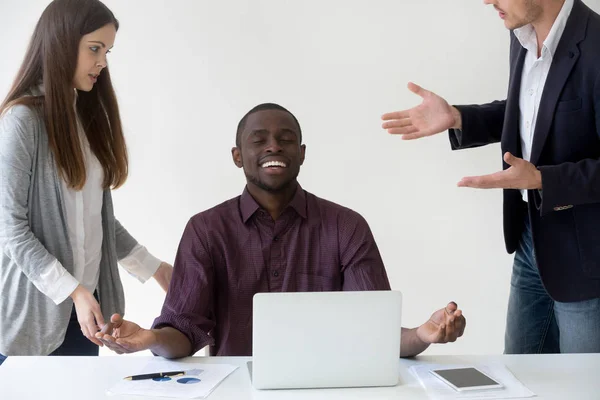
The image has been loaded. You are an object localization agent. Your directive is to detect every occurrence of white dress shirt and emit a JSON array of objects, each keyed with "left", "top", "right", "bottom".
[
  {"left": 36, "top": 110, "right": 161, "bottom": 305},
  {"left": 514, "top": 0, "right": 573, "bottom": 201}
]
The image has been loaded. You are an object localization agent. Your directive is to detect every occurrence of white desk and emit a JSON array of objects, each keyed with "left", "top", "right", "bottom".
[{"left": 0, "top": 354, "right": 597, "bottom": 399}]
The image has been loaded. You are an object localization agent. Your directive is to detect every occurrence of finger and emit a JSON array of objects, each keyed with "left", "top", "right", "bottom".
[
  {"left": 115, "top": 338, "right": 143, "bottom": 353},
  {"left": 445, "top": 315, "right": 457, "bottom": 342},
  {"left": 98, "top": 336, "right": 127, "bottom": 354},
  {"left": 95, "top": 335, "right": 111, "bottom": 349},
  {"left": 453, "top": 310, "right": 466, "bottom": 337},
  {"left": 91, "top": 304, "right": 105, "bottom": 328},
  {"left": 388, "top": 126, "right": 420, "bottom": 136},
  {"left": 382, "top": 118, "right": 412, "bottom": 129},
  {"left": 454, "top": 310, "right": 467, "bottom": 337},
  {"left": 100, "top": 321, "right": 114, "bottom": 335},
  {"left": 407, "top": 82, "right": 429, "bottom": 98},
  {"left": 83, "top": 322, "right": 104, "bottom": 346},
  {"left": 401, "top": 131, "right": 429, "bottom": 140},
  {"left": 96, "top": 332, "right": 118, "bottom": 344},
  {"left": 459, "top": 315, "right": 467, "bottom": 337},
  {"left": 457, "top": 170, "right": 510, "bottom": 189},
  {"left": 381, "top": 110, "right": 410, "bottom": 121},
  {"left": 445, "top": 302, "right": 458, "bottom": 314},
  {"left": 96, "top": 333, "right": 127, "bottom": 351},
  {"left": 80, "top": 324, "right": 91, "bottom": 342},
  {"left": 435, "top": 324, "right": 447, "bottom": 343}
]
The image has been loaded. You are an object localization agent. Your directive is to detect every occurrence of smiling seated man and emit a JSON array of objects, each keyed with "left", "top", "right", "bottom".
[{"left": 96, "top": 103, "right": 467, "bottom": 358}]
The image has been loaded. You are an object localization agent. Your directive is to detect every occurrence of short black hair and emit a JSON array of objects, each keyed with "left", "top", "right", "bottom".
[{"left": 236, "top": 103, "right": 302, "bottom": 147}]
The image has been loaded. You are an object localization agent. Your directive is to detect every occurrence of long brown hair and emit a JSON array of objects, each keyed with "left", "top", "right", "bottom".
[{"left": 0, "top": 0, "right": 128, "bottom": 190}]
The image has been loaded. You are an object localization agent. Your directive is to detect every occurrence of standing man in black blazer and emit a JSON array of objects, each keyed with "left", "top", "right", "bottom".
[{"left": 382, "top": 0, "right": 600, "bottom": 354}]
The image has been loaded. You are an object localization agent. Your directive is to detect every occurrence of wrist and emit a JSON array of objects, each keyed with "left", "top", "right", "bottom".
[
  {"left": 415, "top": 325, "right": 431, "bottom": 345},
  {"left": 451, "top": 107, "right": 462, "bottom": 130},
  {"left": 69, "top": 284, "right": 83, "bottom": 301},
  {"left": 154, "top": 262, "right": 167, "bottom": 277},
  {"left": 148, "top": 329, "right": 163, "bottom": 352},
  {"left": 158, "top": 262, "right": 169, "bottom": 273}
]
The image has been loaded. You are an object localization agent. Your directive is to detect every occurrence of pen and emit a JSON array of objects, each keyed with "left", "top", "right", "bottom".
[{"left": 124, "top": 370, "right": 185, "bottom": 381}]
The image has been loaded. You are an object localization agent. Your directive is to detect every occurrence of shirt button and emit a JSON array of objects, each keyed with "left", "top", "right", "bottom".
[
  {"left": 273, "top": 271, "right": 279, "bottom": 277},
  {"left": 528, "top": 89, "right": 534, "bottom": 96}
]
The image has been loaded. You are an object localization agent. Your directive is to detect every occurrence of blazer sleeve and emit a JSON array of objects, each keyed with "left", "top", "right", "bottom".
[{"left": 449, "top": 101, "right": 506, "bottom": 150}]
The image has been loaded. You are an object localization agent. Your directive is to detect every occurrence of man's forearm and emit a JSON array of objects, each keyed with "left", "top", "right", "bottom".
[
  {"left": 400, "top": 327, "right": 430, "bottom": 358},
  {"left": 150, "top": 327, "right": 193, "bottom": 359}
]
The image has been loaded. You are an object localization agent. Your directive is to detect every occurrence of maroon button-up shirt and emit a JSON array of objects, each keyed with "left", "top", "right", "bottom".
[{"left": 152, "top": 185, "right": 391, "bottom": 356}]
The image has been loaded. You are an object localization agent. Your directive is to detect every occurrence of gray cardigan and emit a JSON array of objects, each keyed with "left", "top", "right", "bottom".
[{"left": 0, "top": 104, "right": 139, "bottom": 355}]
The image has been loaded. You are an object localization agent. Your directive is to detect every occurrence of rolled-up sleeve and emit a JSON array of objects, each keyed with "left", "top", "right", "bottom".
[
  {"left": 338, "top": 210, "right": 391, "bottom": 291},
  {"left": 119, "top": 244, "right": 161, "bottom": 283},
  {"left": 39, "top": 259, "right": 80, "bottom": 304},
  {"left": 152, "top": 216, "right": 215, "bottom": 354}
]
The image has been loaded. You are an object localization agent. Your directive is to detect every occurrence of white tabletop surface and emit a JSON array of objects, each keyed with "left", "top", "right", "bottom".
[{"left": 1, "top": 354, "right": 598, "bottom": 399}]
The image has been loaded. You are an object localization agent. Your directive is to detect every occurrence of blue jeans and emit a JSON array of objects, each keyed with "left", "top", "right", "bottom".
[
  {"left": 505, "top": 216, "right": 600, "bottom": 353},
  {"left": 0, "top": 303, "right": 98, "bottom": 366}
]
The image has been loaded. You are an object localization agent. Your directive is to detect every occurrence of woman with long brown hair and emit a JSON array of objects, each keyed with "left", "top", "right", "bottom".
[{"left": 0, "top": 0, "right": 172, "bottom": 365}]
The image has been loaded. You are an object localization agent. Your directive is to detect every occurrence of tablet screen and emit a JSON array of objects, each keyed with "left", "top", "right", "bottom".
[{"left": 432, "top": 368, "right": 499, "bottom": 388}]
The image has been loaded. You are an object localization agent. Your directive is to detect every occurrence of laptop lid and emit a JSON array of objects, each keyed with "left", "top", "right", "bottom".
[{"left": 251, "top": 290, "right": 402, "bottom": 389}]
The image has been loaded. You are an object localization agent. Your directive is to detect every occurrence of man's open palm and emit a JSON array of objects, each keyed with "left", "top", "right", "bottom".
[{"left": 382, "top": 82, "right": 457, "bottom": 140}]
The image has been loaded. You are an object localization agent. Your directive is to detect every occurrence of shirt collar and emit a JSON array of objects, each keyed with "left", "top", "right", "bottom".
[
  {"left": 513, "top": 0, "right": 574, "bottom": 58},
  {"left": 240, "top": 183, "right": 307, "bottom": 223}
]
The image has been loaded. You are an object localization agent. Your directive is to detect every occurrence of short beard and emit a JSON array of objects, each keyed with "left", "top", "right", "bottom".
[
  {"left": 245, "top": 172, "right": 296, "bottom": 193},
  {"left": 512, "top": 0, "right": 543, "bottom": 29}
]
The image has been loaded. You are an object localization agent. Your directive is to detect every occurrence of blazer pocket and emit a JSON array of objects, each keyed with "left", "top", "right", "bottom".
[{"left": 556, "top": 97, "right": 582, "bottom": 112}]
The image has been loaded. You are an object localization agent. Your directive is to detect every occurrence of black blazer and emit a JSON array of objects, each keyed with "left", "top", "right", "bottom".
[{"left": 450, "top": 0, "right": 600, "bottom": 301}]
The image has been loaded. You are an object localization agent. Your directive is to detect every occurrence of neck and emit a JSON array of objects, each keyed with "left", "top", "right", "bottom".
[
  {"left": 531, "top": 0, "right": 566, "bottom": 53},
  {"left": 247, "top": 181, "right": 299, "bottom": 221}
]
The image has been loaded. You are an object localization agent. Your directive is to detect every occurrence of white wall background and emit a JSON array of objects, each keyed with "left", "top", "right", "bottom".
[{"left": 2, "top": 0, "right": 597, "bottom": 357}]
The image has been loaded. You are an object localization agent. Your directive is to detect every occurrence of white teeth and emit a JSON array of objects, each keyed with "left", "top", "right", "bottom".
[{"left": 261, "top": 161, "right": 287, "bottom": 168}]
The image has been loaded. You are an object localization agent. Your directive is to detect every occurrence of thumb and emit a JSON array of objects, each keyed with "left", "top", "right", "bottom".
[
  {"left": 100, "top": 314, "right": 123, "bottom": 335},
  {"left": 111, "top": 313, "right": 124, "bottom": 328},
  {"left": 503, "top": 152, "right": 520, "bottom": 166},
  {"left": 407, "top": 82, "right": 429, "bottom": 99},
  {"left": 99, "top": 313, "right": 123, "bottom": 335}
]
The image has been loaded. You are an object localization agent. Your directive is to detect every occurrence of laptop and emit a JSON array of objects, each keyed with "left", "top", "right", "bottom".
[{"left": 250, "top": 290, "right": 402, "bottom": 390}]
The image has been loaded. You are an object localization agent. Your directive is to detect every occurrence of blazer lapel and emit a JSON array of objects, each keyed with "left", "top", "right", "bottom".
[
  {"left": 530, "top": 0, "right": 588, "bottom": 165},
  {"left": 501, "top": 36, "right": 527, "bottom": 167}
]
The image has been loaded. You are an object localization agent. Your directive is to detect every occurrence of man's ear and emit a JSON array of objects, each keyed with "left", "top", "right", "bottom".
[
  {"left": 232, "top": 147, "right": 243, "bottom": 168},
  {"left": 299, "top": 144, "right": 306, "bottom": 166}
]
